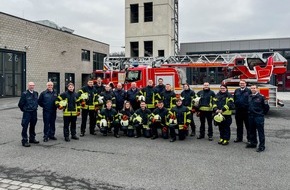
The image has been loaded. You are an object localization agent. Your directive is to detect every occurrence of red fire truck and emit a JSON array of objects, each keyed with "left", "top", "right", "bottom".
[{"left": 92, "top": 52, "right": 287, "bottom": 107}]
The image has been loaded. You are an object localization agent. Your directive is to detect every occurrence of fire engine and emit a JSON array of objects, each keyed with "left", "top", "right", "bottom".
[{"left": 92, "top": 52, "right": 287, "bottom": 107}]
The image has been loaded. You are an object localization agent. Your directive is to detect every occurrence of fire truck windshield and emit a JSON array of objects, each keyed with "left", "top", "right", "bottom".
[{"left": 126, "top": 70, "right": 141, "bottom": 82}]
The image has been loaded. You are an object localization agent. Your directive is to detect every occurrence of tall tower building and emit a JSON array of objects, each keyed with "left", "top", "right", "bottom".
[{"left": 125, "top": 0, "right": 178, "bottom": 57}]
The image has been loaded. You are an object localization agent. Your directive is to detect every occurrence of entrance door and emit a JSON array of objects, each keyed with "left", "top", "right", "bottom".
[
  {"left": 65, "top": 73, "right": 75, "bottom": 91},
  {"left": 48, "top": 72, "right": 60, "bottom": 94},
  {"left": 1, "top": 52, "right": 24, "bottom": 97}
]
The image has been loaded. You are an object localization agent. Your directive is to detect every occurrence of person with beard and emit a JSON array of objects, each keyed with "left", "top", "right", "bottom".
[
  {"left": 213, "top": 85, "right": 235, "bottom": 145},
  {"left": 55, "top": 83, "right": 81, "bottom": 142},
  {"left": 196, "top": 82, "right": 216, "bottom": 141},
  {"left": 132, "top": 101, "right": 152, "bottom": 138},
  {"left": 151, "top": 101, "right": 169, "bottom": 140},
  {"left": 154, "top": 78, "right": 166, "bottom": 95},
  {"left": 137, "top": 80, "right": 161, "bottom": 111},
  {"left": 94, "top": 77, "right": 105, "bottom": 94},
  {"left": 126, "top": 82, "right": 140, "bottom": 111},
  {"left": 78, "top": 79, "right": 99, "bottom": 137},
  {"left": 180, "top": 83, "right": 197, "bottom": 136}
]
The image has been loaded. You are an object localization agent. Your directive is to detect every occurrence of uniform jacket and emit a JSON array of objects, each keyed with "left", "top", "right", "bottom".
[
  {"left": 94, "top": 83, "right": 105, "bottom": 94},
  {"left": 181, "top": 89, "right": 196, "bottom": 109},
  {"left": 138, "top": 86, "right": 161, "bottom": 109},
  {"left": 100, "top": 90, "right": 116, "bottom": 108},
  {"left": 154, "top": 84, "right": 165, "bottom": 94},
  {"left": 152, "top": 107, "right": 169, "bottom": 124},
  {"left": 161, "top": 90, "right": 176, "bottom": 109},
  {"left": 55, "top": 91, "right": 80, "bottom": 116},
  {"left": 97, "top": 108, "right": 119, "bottom": 126},
  {"left": 197, "top": 89, "right": 216, "bottom": 111},
  {"left": 126, "top": 88, "right": 140, "bottom": 109},
  {"left": 169, "top": 105, "right": 191, "bottom": 126},
  {"left": 213, "top": 91, "right": 235, "bottom": 115},
  {"left": 78, "top": 86, "right": 98, "bottom": 110},
  {"left": 132, "top": 108, "right": 152, "bottom": 125},
  {"left": 248, "top": 93, "right": 270, "bottom": 117},
  {"left": 113, "top": 89, "right": 127, "bottom": 111},
  {"left": 38, "top": 89, "right": 57, "bottom": 111},
  {"left": 234, "top": 88, "right": 251, "bottom": 110},
  {"left": 18, "top": 90, "right": 38, "bottom": 112}
]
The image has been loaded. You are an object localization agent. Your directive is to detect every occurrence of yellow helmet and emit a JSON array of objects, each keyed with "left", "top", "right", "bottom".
[{"left": 214, "top": 113, "right": 225, "bottom": 123}]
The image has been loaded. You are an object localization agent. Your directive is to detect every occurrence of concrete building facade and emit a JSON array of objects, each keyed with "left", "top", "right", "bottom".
[
  {"left": 0, "top": 12, "right": 109, "bottom": 97},
  {"left": 125, "top": 0, "right": 178, "bottom": 57},
  {"left": 180, "top": 38, "right": 290, "bottom": 91}
]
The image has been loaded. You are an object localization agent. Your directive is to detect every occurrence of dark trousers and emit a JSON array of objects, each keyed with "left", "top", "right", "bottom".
[
  {"left": 43, "top": 110, "right": 56, "bottom": 138},
  {"left": 249, "top": 115, "right": 265, "bottom": 149},
  {"left": 235, "top": 109, "right": 250, "bottom": 141},
  {"left": 21, "top": 111, "right": 37, "bottom": 144},
  {"left": 199, "top": 111, "right": 213, "bottom": 137},
  {"left": 81, "top": 109, "right": 96, "bottom": 134},
  {"left": 218, "top": 115, "right": 232, "bottom": 140},
  {"left": 64, "top": 116, "right": 77, "bottom": 138},
  {"left": 169, "top": 125, "right": 186, "bottom": 140},
  {"left": 190, "top": 113, "right": 196, "bottom": 133}
]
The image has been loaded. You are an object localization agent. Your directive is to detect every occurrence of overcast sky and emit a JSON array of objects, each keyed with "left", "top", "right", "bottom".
[{"left": 1, "top": 0, "right": 290, "bottom": 53}]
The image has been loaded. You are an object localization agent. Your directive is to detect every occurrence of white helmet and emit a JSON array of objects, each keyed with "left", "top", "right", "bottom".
[
  {"left": 120, "top": 119, "right": 129, "bottom": 127},
  {"left": 193, "top": 97, "right": 200, "bottom": 107},
  {"left": 98, "top": 96, "right": 104, "bottom": 104},
  {"left": 153, "top": 114, "right": 161, "bottom": 122},
  {"left": 138, "top": 95, "right": 145, "bottom": 102},
  {"left": 100, "top": 119, "right": 108, "bottom": 128},
  {"left": 81, "top": 93, "right": 88, "bottom": 100}
]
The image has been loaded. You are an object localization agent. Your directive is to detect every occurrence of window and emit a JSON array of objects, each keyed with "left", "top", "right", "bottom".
[
  {"left": 130, "top": 42, "right": 139, "bottom": 57},
  {"left": 126, "top": 70, "right": 141, "bottom": 82},
  {"left": 130, "top": 4, "right": 139, "bottom": 23},
  {"left": 82, "top": 49, "right": 90, "bottom": 61},
  {"left": 144, "top": 41, "right": 153, "bottom": 57},
  {"left": 93, "top": 52, "right": 106, "bottom": 70},
  {"left": 158, "top": 50, "right": 164, "bottom": 57},
  {"left": 144, "top": 2, "right": 153, "bottom": 22}
]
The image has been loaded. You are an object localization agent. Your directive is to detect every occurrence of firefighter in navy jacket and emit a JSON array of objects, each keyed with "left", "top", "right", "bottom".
[
  {"left": 160, "top": 84, "right": 176, "bottom": 110},
  {"left": 196, "top": 82, "right": 216, "bottom": 141},
  {"left": 55, "top": 83, "right": 81, "bottom": 142},
  {"left": 246, "top": 85, "right": 269, "bottom": 152},
  {"left": 119, "top": 101, "right": 135, "bottom": 137},
  {"left": 38, "top": 81, "right": 58, "bottom": 142},
  {"left": 213, "top": 85, "right": 235, "bottom": 145},
  {"left": 168, "top": 98, "right": 191, "bottom": 142},
  {"left": 151, "top": 101, "right": 170, "bottom": 139},
  {"left": 181, "top": 83, "right": 197, "bottom": 136},
  {"left": 132, "top": 101, "right": 152, "bottom": 138},
  {"left": 18, "top": 82, "right": 39, "bottom": 147},
  {"left": 233, "top": 80, "right": 251, "bottom": 142},
  {"left": 126, "top": 82, "right": 140, "bottom": 111},
  {"left": 113, "top": 83, "right": 127, "bottom": 112},
  {"left": 137, "top": 80, "right": 161, "bottom": 111},
  {"left": 78, "top": 79, "right": 99, "bottom": 136},
  {"left": 100, "top": 84, "right": 116, "bottom": 108}
]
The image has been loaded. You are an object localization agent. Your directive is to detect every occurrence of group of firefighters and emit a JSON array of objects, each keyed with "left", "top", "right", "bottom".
[{"left": 18, "top": 77, "right": 269, "bottom": 152}]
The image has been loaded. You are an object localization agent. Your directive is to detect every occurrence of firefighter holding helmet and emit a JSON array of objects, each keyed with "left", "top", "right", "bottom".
[
  {"left": 137, "top": 80, "right": 161, "bottom": 111},
  {"left": 132, "top": 101, "right": 152, "bottom": 138},
  {"left": 119, "top": 101, "right": 135, "bottom": 137},
  {"left": 212, "top": 85, "right": 235, "bottom": 145},
  {"left": 151, "top": 101, "right": 170, "bottom": 140},
  {"left": 168, "top": 98, "right": 191, "bottom": 142},
  {"left": 97, "top": 100, "right": 119, "bottom": 137}
]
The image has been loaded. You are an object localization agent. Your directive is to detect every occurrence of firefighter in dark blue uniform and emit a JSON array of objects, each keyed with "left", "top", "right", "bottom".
[
  {"left": 233, "top": 80, "right": 251, "bottom": 142},
  {"left": 132, "top": 101, "right": 152, "bottom": 138},
  {"left": 97, "top": 100, "right": 119, "bottom": 137},
  {"left": 38, "top": 81, "right": 58, "bottom": 142},
  {"left": 126, "top": 82, "right": 140, "bottom": 111},
  {"left": 78, "top": 79, "right": 99, "bottom": 136},
  {"left": 213, "top": 85, "right": 235, "bottom": 145},
  {"left": 137, "top": 80, "right": 161, "bottom": 111},
  {"left": 113, "top": 83, "right": 127, "bottom": 112},
  {"left": 94, "top": 77, "right": 105, "bottom": 94},
  {"left": 160, "top": 84, "right": 176, "bottom": 110},
  {"left": 151, "top": 101, "right": 169, "bottom": 139},
  {"left": 100, "top": 84, "right": 116, "bottom": 109},
  {"left": 153, "top": 78, "right": 166, "bottom": 95},
  {"left": 246, "top": 85, "right": 269, "bottom": 152},
  {"left": 55, "top": 83, "right": 81, "bottom": 142},
  {"left": 18, "top": 82, "right": 39, "bottom": 147},
  {"left": 181, "top": 83, "right": 197, "bottom": 136},
  {"left": 168, "top": 98, "right": 191, "bottom": 142},
  {"left": 196, "top": 82, "right": 216, "bottom": 141},
  {"left": 119, "top": 101, "right": 135, "bottom": 137}
]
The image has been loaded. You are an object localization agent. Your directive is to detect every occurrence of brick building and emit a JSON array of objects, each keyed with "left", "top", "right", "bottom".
[{"left": 0, "top": 12, "right": 109, "bottom": 97}]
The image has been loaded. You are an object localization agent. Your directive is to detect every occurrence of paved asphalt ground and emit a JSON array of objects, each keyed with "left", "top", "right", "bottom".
[{"left": 0, "top": 96, "right": 290, "bottom": 190}]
